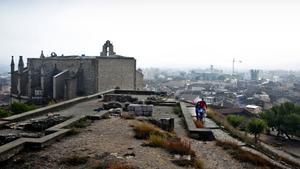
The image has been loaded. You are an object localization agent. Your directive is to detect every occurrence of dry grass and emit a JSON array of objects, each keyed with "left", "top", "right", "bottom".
[
  {"left": 194, "top": 120, "right": 204, "bottom": 128},
  {"left": 164, "top": 138, "right": 195, "bottom": 156},
  {"left": 216, "top": 140, "right": 280, "bottom": 169},
  {"left": 149, "top": 133, "right": 167, "bottom": 147},
  {"left": 133, "top": 121, "right": 170, "bottom": 139},
  {"left": 121, "top": 112, "right": 135, "bottom": 120},
  {"left": 132, "top": 121, "right": 203, "bottom": 169},
  {"left": 193, "top": 158, "right": 204, "bottom": 169}
]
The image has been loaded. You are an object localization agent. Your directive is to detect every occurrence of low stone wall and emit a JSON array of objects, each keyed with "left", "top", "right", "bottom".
[
  {"left": 103, "top": 94, "right": 138, "bottom": 103},
  {"left": 1, "top": 89, "right": 115, "bottom": 125},
  {"left": 0, "top": 112, "right": 108, "bottom": 162},
  {"left": 114, "top": 89, "right": 167, "bottom": 96},
  {"left": 180, "top": 102, "right": 216, "bottom": 141}
]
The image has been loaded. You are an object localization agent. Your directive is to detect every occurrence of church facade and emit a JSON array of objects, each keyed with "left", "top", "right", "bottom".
[{"left": 10, "top": 41, "right": 144, "bottom": 103}]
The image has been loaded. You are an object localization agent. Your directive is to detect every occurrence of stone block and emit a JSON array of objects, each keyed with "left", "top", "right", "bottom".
[{"left": 128, "top": 104, "right": 153, "bottom": 117}]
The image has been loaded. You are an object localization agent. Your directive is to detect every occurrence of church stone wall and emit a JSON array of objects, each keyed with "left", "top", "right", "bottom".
[
  {"left": 28, "top": 58, "right": 98, "bottom": 97},
  {"left": 66, "top": 78, "right": 78, "bottom": 99},
  {"left": 97, "top": 57, "right": 136, "bottom": 92},
  {"left": 136, "top": 71, "right": 144, "bottom": 90},
  {"left": 53, "top": 70, "right": 69, "bottom": 100}
]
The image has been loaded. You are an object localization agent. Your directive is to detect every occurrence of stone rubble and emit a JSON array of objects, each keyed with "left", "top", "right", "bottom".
[{"left": 128, "top": 104, "right": 153, "bottom": 117}]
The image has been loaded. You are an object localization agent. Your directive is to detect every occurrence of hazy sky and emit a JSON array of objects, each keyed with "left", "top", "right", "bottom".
[{"left": 1, "top": 0, "right": 300, "bottom": 70}]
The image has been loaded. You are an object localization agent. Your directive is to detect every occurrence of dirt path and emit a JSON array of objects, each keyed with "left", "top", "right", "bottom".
[{"left": 3, "top": 117, "right": 190, "bottom": 169}]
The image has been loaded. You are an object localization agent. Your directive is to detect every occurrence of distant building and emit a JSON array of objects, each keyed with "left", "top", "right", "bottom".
[
  {"left": 250, "top": 69, "right": 260, "bottom": 81},
  {"left": 245, "top": 105, "right": 262, "bottom": 114},
  {"left": 10, "top": 41, "right": 144, "bottom": 103}
]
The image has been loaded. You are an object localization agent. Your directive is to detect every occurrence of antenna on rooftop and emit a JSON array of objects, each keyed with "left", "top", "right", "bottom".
[{"left": 232, "top": 58, "right": 242, "bottom": 76}]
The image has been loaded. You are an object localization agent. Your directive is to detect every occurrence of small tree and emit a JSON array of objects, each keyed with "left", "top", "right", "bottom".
[
  {"left": 247, "top": 118, "right": 266, "bottom": 143},
  {"left": 261, "top": 102, "right": 300, "bottom": 139},
  {"left": 226, "top": 115, "right": 245, "bottom": 128}
]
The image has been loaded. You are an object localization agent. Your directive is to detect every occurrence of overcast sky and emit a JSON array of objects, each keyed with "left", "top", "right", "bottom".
[{"left": 0, "top": 0, "right": 300, "bottom": 70}]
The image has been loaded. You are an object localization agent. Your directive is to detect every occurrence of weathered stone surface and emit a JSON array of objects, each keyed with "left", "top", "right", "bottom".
[
  {"left": 103, "top": 94, "right": 138, "bottom": 103},
  {"left": 128, "top": 104, "right": 153, "bottom": 117},
  {"left": 103, "top": 102, "right": 123, "bottom": 110},
  {"left": 23, "top": 114, "right": 68, "bottom": 132},
  {"left": 0, "top": 134, "right": 20, "bottom": 146},
  {"left": 108, "top": 108, "right": 123, "bottom": 115},
  {"left": 147, "top": 118, "right": 174, "bottom": 132}
]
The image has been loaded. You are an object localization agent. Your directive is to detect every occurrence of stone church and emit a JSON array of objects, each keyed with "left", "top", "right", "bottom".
[{"left": 11, "top": 41, "right": 144, "bottom": 103}]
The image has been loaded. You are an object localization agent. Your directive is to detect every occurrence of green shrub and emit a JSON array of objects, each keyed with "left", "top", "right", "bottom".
[
  {"left": 247, "top": 118, "right": 266, "bottom": 143},
  {"left": 0, "top": 108, "right": 11, "bottom": 118},
  {"left": 10, "top": 102, "right": 36, "bottom": 114},
  {"left": 226, "top": 115, "right": 245, "bottom": 128}
]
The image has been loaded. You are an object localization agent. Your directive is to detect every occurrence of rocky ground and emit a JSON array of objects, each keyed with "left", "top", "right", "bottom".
[{"left": 2, "top": 106, "right": 262, "bottom": 169}]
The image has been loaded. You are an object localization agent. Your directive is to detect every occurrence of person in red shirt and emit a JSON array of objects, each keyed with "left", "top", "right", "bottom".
[{"left": 195, "top": 98, "right": 207, "bottom": 121}]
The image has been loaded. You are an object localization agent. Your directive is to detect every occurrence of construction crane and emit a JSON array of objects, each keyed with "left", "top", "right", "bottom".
[{"left": 232, "top": 58, "right": 242, "bottom": 76}]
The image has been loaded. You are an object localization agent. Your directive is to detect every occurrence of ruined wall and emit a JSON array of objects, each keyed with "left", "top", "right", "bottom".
[
  {"left": 11, "top": 71, "right": 28, "bottom": 96},
  {"left": 20, "top": 70, "right": 28, "bottom": 96},
  {"left": 11, "top": 72, "right": 18, "bottom": 95},
  {"left": 28, "top": 58, "right": 98, "bottom": 98},
  {"left": 97, "top": 57, "right": 136, "bottom": 92},
  {"left": 66, "top": 78, "right": 78, "bottom": 99},
  {"left": 53, "top": 70, "right": 68, "bottom": 100},
  {"left": 136, "top": 71, "right": 144, "bottom": 90}
]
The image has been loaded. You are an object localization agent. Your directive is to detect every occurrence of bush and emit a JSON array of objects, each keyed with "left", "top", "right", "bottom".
[
  {"left": 133, "top": 122, "right": 168, "bottom": 139},
  {"left": 10, "top": 102, "right": 36, "bottom": 114},
  {"left": 0, "top": 108, "right": 11, "bottom": 118},
  {"left": 149, "top": 133, "right": 166, "bottom": 147},
  {"left": 247, "top": 118, "right": 266, "bottom": 143},
  {"left": 164, "top": 138, "right": 195, "bottom": 156},
  {"left": 226, "top": 115, "right": 245, "bottom": 128}
]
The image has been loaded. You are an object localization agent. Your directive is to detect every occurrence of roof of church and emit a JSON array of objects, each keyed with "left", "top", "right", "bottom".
[{"left": 28, "top": 54, "right": 135, "bottom": 60}]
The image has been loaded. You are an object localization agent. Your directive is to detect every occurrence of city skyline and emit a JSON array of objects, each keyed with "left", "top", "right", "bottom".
[{"left": 1, "top": 0, "right": 300, "bottom": 70}]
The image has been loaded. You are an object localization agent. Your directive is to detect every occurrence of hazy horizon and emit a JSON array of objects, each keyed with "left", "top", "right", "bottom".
[{"left": 1, "top": 0, "right": 300, "bottom": 70}]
